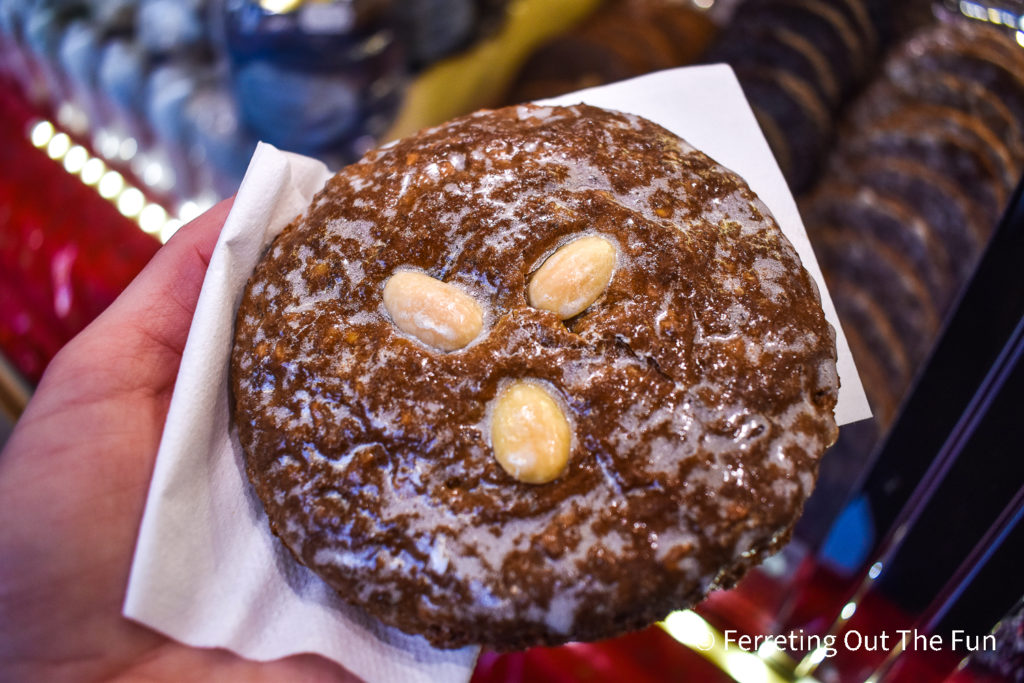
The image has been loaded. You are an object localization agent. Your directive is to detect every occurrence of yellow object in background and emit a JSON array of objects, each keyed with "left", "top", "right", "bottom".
[{"left": 383, "top": 0, "right": 601, "bottom": 140}]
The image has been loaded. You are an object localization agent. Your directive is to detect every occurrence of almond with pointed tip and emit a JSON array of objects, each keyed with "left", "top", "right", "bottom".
[
  {"left": 528, "top": 235, "right": 616, "bottom": 319},
  {"left": 491, "top": 382, "right": 571, "bottom": 484},
  {"left": 383, "top": 271, "right": 483, "bottom": 351}
]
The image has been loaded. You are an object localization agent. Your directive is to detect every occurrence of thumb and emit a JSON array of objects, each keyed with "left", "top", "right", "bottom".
[
  {"left": 29, "top": 197, "right": 236, "bottom": 409},
  {"left": 96, "top": 196, "right": 236, "bottom": 359}
]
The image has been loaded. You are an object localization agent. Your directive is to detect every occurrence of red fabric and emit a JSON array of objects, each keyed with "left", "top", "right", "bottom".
[{"left": 0, "top": 78, "right": 159, "bottom": 383}]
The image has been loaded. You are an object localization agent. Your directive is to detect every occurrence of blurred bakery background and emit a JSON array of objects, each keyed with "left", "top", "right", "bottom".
[{"left": 2, "top": 0, "right": 1023, "bottom": 680}]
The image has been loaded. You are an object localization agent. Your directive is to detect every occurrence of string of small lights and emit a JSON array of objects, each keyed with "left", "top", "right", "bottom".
[
  {"left": 25, "top": 118, "right": 211, "bottom": 245},
  {"left": 950, "top": 0, "right": 1024, "bottom": 45}
]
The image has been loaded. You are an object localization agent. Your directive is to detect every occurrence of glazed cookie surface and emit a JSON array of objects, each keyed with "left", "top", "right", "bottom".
[{"left": 231, "top": 104, "right": 839, "bottom": 649}]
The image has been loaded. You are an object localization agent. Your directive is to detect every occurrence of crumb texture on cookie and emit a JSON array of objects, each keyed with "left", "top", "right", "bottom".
[{"left": 231, "top": 104, "right": 839, "bottom": 650}]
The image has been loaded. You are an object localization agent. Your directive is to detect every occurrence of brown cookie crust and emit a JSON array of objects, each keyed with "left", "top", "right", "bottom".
[{"left": 231, "top": 104, "right": 839, "bottom": 649}]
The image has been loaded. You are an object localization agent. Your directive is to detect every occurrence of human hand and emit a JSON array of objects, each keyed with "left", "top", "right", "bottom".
[{"left": 0, "top": 200, "right": 356, "bottom": 682}]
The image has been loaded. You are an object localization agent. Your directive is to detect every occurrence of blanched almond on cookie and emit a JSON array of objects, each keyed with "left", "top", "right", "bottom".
[
  {"left": 383, "top": 271, "right": 483, "bottom": 351},
  {"left": 491, "top": 382, "right": 571, "bottom": 484},
  {"left": 528, "top": 236, "right": 616, "bottom": 319}
]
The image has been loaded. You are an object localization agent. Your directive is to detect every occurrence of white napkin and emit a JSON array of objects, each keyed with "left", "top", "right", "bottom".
[
  {"left": 123, "top": 146, "right": 478, "bottom": 682},
  {"left": 124, "top": 64, "right": 871, "bottom": 683}
]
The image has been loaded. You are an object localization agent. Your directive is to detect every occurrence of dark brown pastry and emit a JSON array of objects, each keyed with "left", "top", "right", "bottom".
[
  {"left": 504, "top": 35, "right": 635, "bottom": 103},
  {"left": 231, "top": 104, "right": 839, "bottom": 650},
  {"left": 735, "top": 65, "right": 830, "bottom": 191},
  {"left": 889, "top": 24, "right": 1024, "bottom": 130},
  {"left": 706, "top": 0, "right": 886, "bottom": 192},
  {"left": 831, "top": 155, "right": 991, "bottom": 279},
  {"left": 709, "top": 25, "right": 841, "bottom": 107},
  {"left": 798, "top": 18, "right": 1024, "bottom": 535},
  {"left": 503, "top": 2, "right": 715, "bottom": 105},
  {"left": 831, "top": 0, "right": 878, "bottom": 55},
  {"left": 802, "top": 184, "right": 943, "bottom": 347},
  {"left": 740, "top": 0, "right": 879, "bottom": 68},
  {"left": 853, "top": 73, "right": 1024, "bottom": 163},
  {"left": 729, "top": 0, "right": 869, "bottom": 92},
  {"left": 751, "top": 103, "right": 794, "bottom": 179},
  {"left": 856, "top": 104, "right": 1018, "bottom": 197},
  {"left": 581, "top": 17, "right": 680, "bottom": 73},
  {"left": 841, "top": 121, "right": 1008, "bottom": 226},
  {"left": 906, "top": 18, "right": 1024, "bottom": 81},
  {"left": 807, "top": 222, "right": 934, "bottom": 370},
  {"left": 648, "top": 4, "right": 720, "bottom": 64}
]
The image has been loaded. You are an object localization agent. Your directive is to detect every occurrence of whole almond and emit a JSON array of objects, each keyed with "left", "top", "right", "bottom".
[
  {"left": 491, "top": 382, "right": 571, "bottom": 484},
  {"left": 383, "top": 271, "right": 483, "bottom": 351},
  {"left": 528, "top": 235, "right": 616, "bottom": 319}
]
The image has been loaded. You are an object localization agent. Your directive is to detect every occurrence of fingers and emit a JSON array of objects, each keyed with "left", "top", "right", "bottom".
[
  {"left": 76, "top": 197, "right": 234, "bottom": 365},
  {"left": 33, "top": 197, "right": 236, "bottom": 404},
  {"left": 105, "top": 196, "right": 236, "bottom": 355}
]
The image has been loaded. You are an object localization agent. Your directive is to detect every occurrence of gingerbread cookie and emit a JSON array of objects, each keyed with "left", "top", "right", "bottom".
[{"left": 231, "top": 104, "right": 839, "bottom": 649}]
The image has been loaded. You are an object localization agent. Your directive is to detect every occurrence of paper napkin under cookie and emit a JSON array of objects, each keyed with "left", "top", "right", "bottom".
[{"left": 124, "top": 64, "right": 871, "bottom": 683}]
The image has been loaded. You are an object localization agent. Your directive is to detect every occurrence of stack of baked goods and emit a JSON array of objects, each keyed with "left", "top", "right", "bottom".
[
  {"left": 503, "top": 0, "right": 716, "bottom": 103},
  {"left": 802, "top": 18, "right": 1024, "bottom": 428},
  {"left": 702, "top": 0, "right": 894, "bottom": 192}
]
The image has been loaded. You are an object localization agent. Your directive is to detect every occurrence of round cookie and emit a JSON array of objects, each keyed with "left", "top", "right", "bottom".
[
  {"left": 831, "top": 155, "right": 990, "bottom": 280},
  {"left": 861, "top": 104, "right": 1019, "bottom": 197},
  {"left": 890, "top": 24, "right": 1024, "bottom": 131},
  {"left": 807, "top": 222, "right": 929, "bottom": 374},
  {"left": 841, "top": 120, "right": 1008, "bottom": 226},
  {"left": 735, "top": 64, "right": 831, "bottom": 192},
  {"left": 855, "top": 73, "right": 1024, "bottom": 163},
  {"left": 801, "top": 182, "right": 942, "bottom": 351},
  {"left": 707, "top": 24, "right": 841, "bottom": 107},
  {"left": 648, "top": 5, "right": 717, "bottom": 65},
  {"left": 504, "top": 35, "right": 634, "bottom": 103},
  {"left": 731, "top": 0, "right": 867, "bottom": 94},
  {"left": 231, "top": 104, "right": 839, "bottom": 650},
  {"left": 581, "top": 17, "right": 680, "bottom": 73},
  {"left": 751, "top": 103, "right": 794, "bottom": 179}
]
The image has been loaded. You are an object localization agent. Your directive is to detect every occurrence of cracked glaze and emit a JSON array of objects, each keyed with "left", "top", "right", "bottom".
[{"left": 231, "top": 104, "right": 839, "bottom": 649}]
